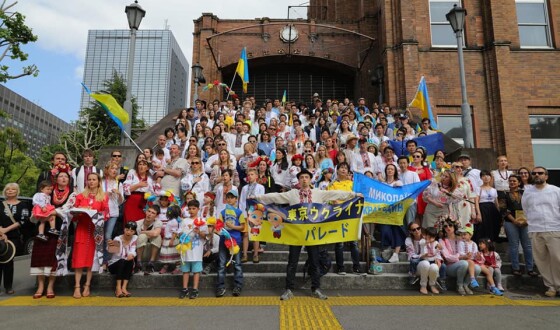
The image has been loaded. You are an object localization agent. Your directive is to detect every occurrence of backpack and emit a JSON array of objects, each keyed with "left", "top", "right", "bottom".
[{"left": 303, "top": 247, "right": 332, "bottom": 280}]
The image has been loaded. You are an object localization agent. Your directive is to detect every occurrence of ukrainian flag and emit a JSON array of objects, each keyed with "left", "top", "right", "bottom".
[
  {"left": 82, "top": 83, "right": 129, "bottom": 130},
  {"left": 236, "top": 47, "right": 249, "bottom": 93},
  {"left": 282, "top": 90, "right": 287, "bottom": 105},
  {"left": 409, "top": 76, "right": 437, "bottom": 129}
]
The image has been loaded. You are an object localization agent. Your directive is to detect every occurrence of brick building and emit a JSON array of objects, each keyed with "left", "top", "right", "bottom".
[{"left": 191, "top": 0, "right": 560, "bottom": 172}]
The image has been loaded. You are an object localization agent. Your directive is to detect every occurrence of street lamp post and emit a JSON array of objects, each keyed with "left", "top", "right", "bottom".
[
  {"left": 122, "top": 1, "right": 145, "bottom": 146},
  {"left": 191, "top": 63, "right": 204, "bottom": 107},
  {"left": 446, "top": 4, "right": 474, "bottom": 148}
]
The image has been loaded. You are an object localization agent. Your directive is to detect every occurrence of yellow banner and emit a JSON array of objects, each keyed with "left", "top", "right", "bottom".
[{"left": 247, "top": 198, "right": 363, "bottom": 246}]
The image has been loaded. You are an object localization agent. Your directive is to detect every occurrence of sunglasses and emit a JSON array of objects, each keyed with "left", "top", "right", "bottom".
[
  {"left": 413, "top": 155, "right": 422, "bottom": 158},
  {"left": 531, "top": 171, "right": 545, "bottom": 175},
  {"left": 410, "top": 227, "right": 421, "bottom": 232},
  {"left": 112, "top": 155, "right": 122, "bottom": 158},
  {"left": 191, "top": 162, "right": 200, "bottom": 165},
  {"left": 218, "top": 143, "right": 227, "bottom": 146}
]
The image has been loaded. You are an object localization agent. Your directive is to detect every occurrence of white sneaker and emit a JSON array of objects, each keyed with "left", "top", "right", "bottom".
[{"left": 388, "top": 253, "right": 399, "bottom": 263}]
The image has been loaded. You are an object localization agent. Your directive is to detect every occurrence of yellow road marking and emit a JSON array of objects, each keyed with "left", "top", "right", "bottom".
[
  {"left": 280, "top": 304, "right": 342, "bottom": 330},
  {"left": 1, "top": 295, "right": 559, "bottom": 307}
]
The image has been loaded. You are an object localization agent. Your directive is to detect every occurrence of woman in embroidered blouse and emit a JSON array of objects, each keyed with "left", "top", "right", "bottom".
[
  {"left": 181, "top": 157, "right": 209, "bottom": 207},
  {"left": 475, "top": 170, "right": 501, "bottom": 242},
  {"left": 251, "top": 156, "right": 276, "bottom": 193},
  {"left": 503, "top": 174, "right": 536, "bottom": 277},
  {"left": 102, "top": 161, "right": 124, "bottom": 268},
  {"left": 439, "top": 218, "right": 481, "bottom": 295},
  {"left": 335, "top": 120, "right": 353, "bottom": 146},
  {"left": 107, "top": 221, "right": 137, "bottom": 298},
  {"left": 185, "top": 144, "right": 202, "bottom": 172},
  {"left": 451, "top": 162, "right": 478, "bottom": 227},
  {"left": 72, "top": 172, "right": 109, "bottom": 299},
  {"left": 271, "top": 148, "right": 290, "bottom": 191},
  {"left": 380, "top": 164, "right": 404, "bottom": 263},
  {"left": 422, "top": 170, "right": 463, "bottom": 229},
  {"left": 123, "top": 159, "right": 156, "bottom": 225},
  {"left": 1, "top": 183, "right": 31, "bottom": 296},
  {"left": 210, "top": 149, "right": 240, "bottom": 189},
  {"left": 490, "top": 155, "right": 513, "bottom": 211}
]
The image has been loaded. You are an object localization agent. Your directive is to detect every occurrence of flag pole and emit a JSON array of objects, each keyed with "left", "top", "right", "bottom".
[
  {"left": 122, "top": 129, "right": 143, "bottom": 153},
  {"left": 226, "top": 71, "right": 238, "bottom": 101}
]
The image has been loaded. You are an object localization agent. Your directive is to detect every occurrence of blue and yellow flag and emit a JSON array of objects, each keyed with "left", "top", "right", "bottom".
[
  {"left": 236, "top": 47, "right": 249, "bottom": 93},
  {"left": 389, "top": 132, "right": 444, "bottom": 162},
  {"left": 82, "top": 83, "right": 129, "bottom": 130},
  {"left": 281, "top": 90, "right": 287, "bottom": 105},
  {"left": 353, "top": 173, "right": 430, "bottom": 225},
  {"left": 409, "top": 76, "right": 437, "bottom": 129}
]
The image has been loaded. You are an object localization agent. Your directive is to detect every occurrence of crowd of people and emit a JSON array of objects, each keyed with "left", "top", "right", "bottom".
[{"left": 0, "top": 94, "right": 559, "bottom": 300}]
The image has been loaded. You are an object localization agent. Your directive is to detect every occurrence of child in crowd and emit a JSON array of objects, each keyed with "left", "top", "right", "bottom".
[
  {"left": 476, "top": 238, "right": 504, "bottom": 295},
  {"left": 157, "top": 194, "right": 171, "bottom": 222},
  {"left": 181, "top": 191, "right": 196, "bottom": 218},
  {"left": 289, "top": 154, "right": 304, "bottom": 189},
  {"left": 316, "top": 168, "right": 333, "bottom": 190},
  {"left": 32, "top": 180, "right": 58, "bottom": 241},
  {"left": 178, "top": 200, "right": 208, "bottom": 299},
  {"left": 238, "top": 168, "right": 265, "bottom": 263},
  {"left": 202, "top": 217, "right": 220, "bottom": 275},
  {"left": 216, "top": 190, "right": 245, "bottom": 297},
  {"left": 152, "top": 148, "right": 166, "bottom": 171},
  {"left": 419, "top": 227, "right": 442, "bottom": 294},
  {"left": 200, "top": 192, "right": 216, "bottom": 218},
  {"left": 458, "top": 224, "right": 480, "bottom": 289},
  {"left": 159, "top": 205, "right": 181, "bottom": 275}
]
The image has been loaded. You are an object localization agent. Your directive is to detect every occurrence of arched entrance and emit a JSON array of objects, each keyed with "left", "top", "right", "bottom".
[{"left": 223, "top": 56, "right": 355, "bottom": 105}]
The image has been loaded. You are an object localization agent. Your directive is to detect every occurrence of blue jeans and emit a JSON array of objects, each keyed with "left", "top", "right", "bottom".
[
  {"left": 335, "top": 241, "right": 360, "bottom": 269},
  {"left": 103, "top": 216, "right": 118, "bottom": 263},
  {"left": 216, "top": 240, "right": 243, "bottom": 289},
  {"left": 504, "top": 221, "right": 534, "bottom": 271},
  {"left": 446, "top": 261, "right": 480, "bottom": 286}
]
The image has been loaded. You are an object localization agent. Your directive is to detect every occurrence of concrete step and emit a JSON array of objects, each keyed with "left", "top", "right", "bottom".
[{"left": 54, "top": 271, "right": 545, "bottom": 292}]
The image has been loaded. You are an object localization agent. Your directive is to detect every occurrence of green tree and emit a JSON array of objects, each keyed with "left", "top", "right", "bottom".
[
  {"left": 0, "top": 110, "right": 40, "bottom": 196},
  {"left": 0, "top": 1, "right": 39, "bottom": 83},
  {"left": 81, "top": 70, "right": 146, "bottom": 144}
]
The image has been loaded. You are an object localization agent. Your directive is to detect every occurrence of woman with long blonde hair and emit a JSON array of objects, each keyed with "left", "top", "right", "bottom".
[{"left": 72, "top": 172, "right": 109, "bottom": 299}]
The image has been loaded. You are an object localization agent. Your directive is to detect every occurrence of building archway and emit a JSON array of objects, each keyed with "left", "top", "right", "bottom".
[{"left": 222, "top": 55, "right": 355, "bottom": 105}]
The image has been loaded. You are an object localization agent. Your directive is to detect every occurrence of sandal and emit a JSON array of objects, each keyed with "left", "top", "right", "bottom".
[
  {"left": 33, "top": 292, "right": 43, "bottom": 299},
  {"left": 6, "top": 289, "right": 15, "bottom": 295},
  {"left": 46, "top": 292, "right": 55, "bottom": 299},
  {"left": 528, "top": 271, "right": 539, "bottom": 277},
  {"left": 115, "top": 291, "right": 124, "bottom": 298},
  {"left": 512, "top": 270, "right": 522, "bottom": 276},
  {"left": 73, "top": 286, "right": 82, "bottom": 299},
  {"left": 123, "top": 291, "right": 132, "bottom": 297},
  {"left": 82, "top": 284, "right": 90, "bottom": 297},
  {"left": 252, "top": 254, "right": 259, "bottom": 264}
]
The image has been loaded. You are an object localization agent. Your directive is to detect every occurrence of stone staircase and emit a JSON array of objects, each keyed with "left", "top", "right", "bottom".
[{"left": 55, "top": 241, "right": 544, "bottom": 293}]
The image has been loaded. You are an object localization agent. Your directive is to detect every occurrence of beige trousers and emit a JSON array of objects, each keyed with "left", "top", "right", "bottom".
[{"left": 530, "top": 231, "right": 560, "bottom": 291}]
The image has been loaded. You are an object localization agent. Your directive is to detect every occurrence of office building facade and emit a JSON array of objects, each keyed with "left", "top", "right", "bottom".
[
  {"left": 81, "top": 29, "right": 189, "bottom": 125},
  {"left": 0, "top": 84, "right": 72, "bottom": 159}
]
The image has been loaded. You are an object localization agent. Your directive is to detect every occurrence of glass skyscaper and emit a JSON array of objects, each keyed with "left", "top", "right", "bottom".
[{"left": 80, "top": 30, "right": 189, "bottom": 125}]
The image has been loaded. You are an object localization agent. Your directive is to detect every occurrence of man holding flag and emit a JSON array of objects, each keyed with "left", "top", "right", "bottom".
[{"left": 409, "top": 76, "right": 437, "bottom": 130}]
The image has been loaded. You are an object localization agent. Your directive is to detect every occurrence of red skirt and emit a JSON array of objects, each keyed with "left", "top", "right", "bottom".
[
  {"left": 123, "top": 192, "right": 146, "bottom": 224},
  {"left": 32, "top": 204, "right": 55, "bottom": 219}
]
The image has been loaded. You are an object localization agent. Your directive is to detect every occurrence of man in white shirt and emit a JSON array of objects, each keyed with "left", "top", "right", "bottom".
[
  {"left": 135, "top": 205, "right": 163, "bottom": 273},
  {"left": 224, "top": 120, "right": 249, "bottom": 159},
  {"left": 397, "top": 156, "right": 420, "bottom": 227},
  {"left": 521, "top": 166, "right": 560, "bottom": 298},
  {"left": 157, "top": 144, "right": 187, "bottom": 197},
  {"left": 353, "top": 139, "right": 377, "bottom": 175},
  {"left": 153, "top": 135, "right": 171, "bottom": 164},
  {"left": 72, "top": 149, "right": 103, "bottom": 193},
  {"left": 458, "top": 154, "right": 482, "bottom": 195}
]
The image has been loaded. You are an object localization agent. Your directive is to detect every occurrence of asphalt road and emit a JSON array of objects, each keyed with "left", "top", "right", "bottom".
[{"left": 2, "top": 256, "right": 559, "bottom": 330}]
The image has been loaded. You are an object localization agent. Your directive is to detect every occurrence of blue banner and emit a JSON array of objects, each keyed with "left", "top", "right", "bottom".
[{"left": 352, "top": 173, "right": 430, "bottom": 225}]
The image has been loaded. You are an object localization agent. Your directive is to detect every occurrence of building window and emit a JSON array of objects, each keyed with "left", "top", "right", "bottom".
[
  {"left": 437, "top": 115, "right": 464, "bottom": 145},
  {"left": 530, "top": 115, "right": 560, "bottom": 169},
  {"left": 516, "top": 0, "right": 552, "bottom": 48},
  {"left": 429, "top": 0, "right": 461, "bottom": 47}
]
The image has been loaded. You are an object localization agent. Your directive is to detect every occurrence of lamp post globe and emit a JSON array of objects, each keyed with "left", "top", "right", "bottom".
[
  {"left": 192, "top": 63, "right": 204, "bottom": 107},
  {"left": 122, "top": 1, "right": 145, "bottom": 146},
  {"left": 446, "top": 4, "right": 474, "bottom": 148}
]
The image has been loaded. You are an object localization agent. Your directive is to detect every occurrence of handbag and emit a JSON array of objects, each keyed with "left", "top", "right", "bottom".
[
  {"left": 514, "top": 210, "right": 528, "bottom": 227},
  {"left": 2, "top": 201, "right": 23, "bottom": 246}
]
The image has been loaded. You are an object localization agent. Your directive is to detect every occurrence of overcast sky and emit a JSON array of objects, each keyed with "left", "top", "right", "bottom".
[{"left": 3, "top": 0, "right": 308, "bottom": 122}]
